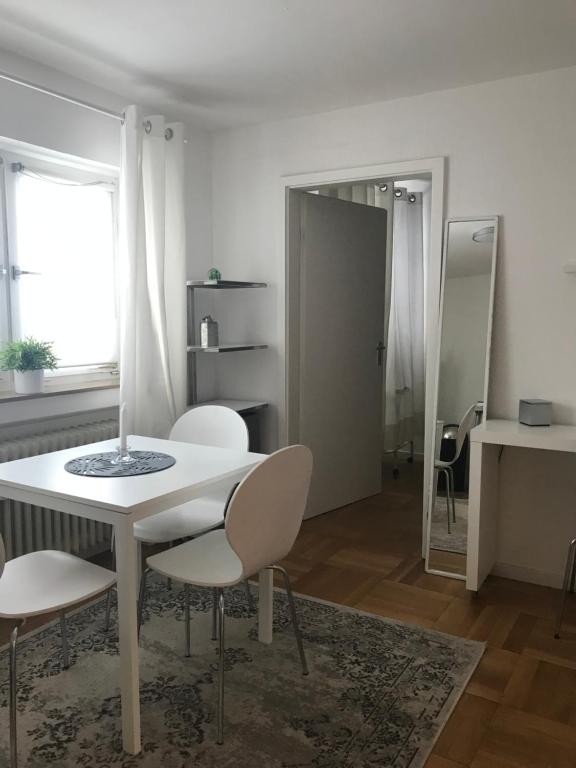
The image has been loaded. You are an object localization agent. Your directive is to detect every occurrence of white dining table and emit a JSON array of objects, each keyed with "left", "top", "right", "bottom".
[{"left": 0, "top": 434, "right": 271, "bottom": 755}]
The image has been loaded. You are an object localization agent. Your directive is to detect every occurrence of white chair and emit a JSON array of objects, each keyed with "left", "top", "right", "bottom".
[
  {"left": 133, "top": 405, "right": 249, "bottom": 545},
  {"left": 107, "top": 405, "right": 251, "bottom": 640},
  {"left": 139, "top": 444, "right": 313, "bottom": 744},
  {"left": 435, "top": 402, "right": 481, "bottom": 533},
  {"left": 0, "top": 536, "right": 116, "bottom": 768}
]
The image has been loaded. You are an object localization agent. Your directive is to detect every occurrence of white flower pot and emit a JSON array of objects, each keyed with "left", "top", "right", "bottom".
[{"left": 13, "top": 369, "right": 45, "bottom": 395}]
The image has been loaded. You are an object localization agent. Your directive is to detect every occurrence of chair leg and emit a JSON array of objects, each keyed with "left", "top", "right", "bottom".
[
  {"left": 9, "top": 621, "right": 23, "bottom": 768},
  {"left": 447, "top": 467, "right": 457, "bottom": 523},
  {"left": 243, "top": 580, "right": 255, "bottom": 612},
  {"left": 104, "top": 587, "right": 114, "bottom": 632},
  {"left": 60, "top": 612, "right": 70, "bottom": 670},
  {"left": 211, "top": 587, "right": 218, "bottom": 641},
  {"left": 555, "top": 538, "right": 576, "bottom": 638},
  {"left": 138, "top": 568, "right": 150, "bottom": 638},
  {"left": 184, "top": 584, "right": 191, "bottom": 658},
  {"left": 441, "top": 469, "right": 451, "bottom": 534},
  {"left": 217, "top": 588, "right": 225, "bottom": 745},
  {"left": 167, "top": 542, "right": 173, "bottom": 590},
  {"left": 269, "top": 565, "right": 309, "bottom": 676}
]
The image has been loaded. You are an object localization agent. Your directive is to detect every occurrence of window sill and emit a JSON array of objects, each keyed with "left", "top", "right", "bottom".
[{"left": 0, "top": 377, "right": 119, "bottom": 404}]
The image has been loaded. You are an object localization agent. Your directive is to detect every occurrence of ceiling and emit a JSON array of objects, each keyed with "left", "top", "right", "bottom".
[{"left": 0, "top": 0, "right": 575, "bottom": 129}]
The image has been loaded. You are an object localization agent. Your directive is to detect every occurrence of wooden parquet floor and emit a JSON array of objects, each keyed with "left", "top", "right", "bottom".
[
  {"left": 276, "top": 458, "right": 576, "bottom": 768},
  {"left": 2, "top": 456, "right": 576, "bottom": 766}
]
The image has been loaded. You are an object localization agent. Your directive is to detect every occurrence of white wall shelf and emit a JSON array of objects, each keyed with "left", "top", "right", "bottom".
[
  {"left": 186, "top": 279, "right": 267, "bottom": 289},
  {"left": 186, "top": 280, "right": 268, "bottom": 405},
  {"left": 187, "top": 344, "right": 268, "bottom": 353},
  {"left": 192, "top": 399, "right": 268, "bottom": 414}
]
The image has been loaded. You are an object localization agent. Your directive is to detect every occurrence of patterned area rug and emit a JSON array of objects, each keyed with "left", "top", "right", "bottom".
[
  {"left": 0, "top": 576, "right": 483, "bottom": 767},
  {"left": 430, "top": 497, "right": 469, "bottom": 555}
]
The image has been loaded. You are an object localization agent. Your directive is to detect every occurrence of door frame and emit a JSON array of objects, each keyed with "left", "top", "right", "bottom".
[{"left": 280, "top": 157, "right": 446, "bottom": 555}]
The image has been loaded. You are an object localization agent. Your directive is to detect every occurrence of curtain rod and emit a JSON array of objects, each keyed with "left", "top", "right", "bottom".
[{"left": 0, "top": 69, "right": 123, "bottom": 121}]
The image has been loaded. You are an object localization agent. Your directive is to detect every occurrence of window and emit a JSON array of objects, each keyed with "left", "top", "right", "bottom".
[{"left": 0, "top": 143, "right": 118, "bottom": 389}]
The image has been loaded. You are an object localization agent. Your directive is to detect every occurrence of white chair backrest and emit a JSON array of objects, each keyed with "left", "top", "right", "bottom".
[
  {"left": 169, "top": 405, "right": 249, "bottom": 451},
  {"left": 0, "top": 534, "right": 5, "bottom": 580},
  {"left": 225, "top": 445, "right": 313, "bottom": 578},
  {"left": 454, "top": 402, "right": 480, "bottom": 459}
]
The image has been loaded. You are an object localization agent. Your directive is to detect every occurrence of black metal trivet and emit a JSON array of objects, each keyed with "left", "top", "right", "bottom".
[{"left": 64, "top": 451, "right": 176, "bottom": 477}]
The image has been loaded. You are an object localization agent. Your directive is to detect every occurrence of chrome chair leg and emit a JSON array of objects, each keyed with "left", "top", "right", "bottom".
[
  {"left": 555, "top": 537, "right": 576, "bottom": 638},
  {"left": 9, "top": 621, "right": 23, "bottom": 768},
  {"left": 211, "top": 587, "right": 218, "bottom": 641},
  {"left": 60, "top": 612, "right": 70, "bottom": 669},
  {"left": 184, "top": 584, "right": 191, "bottom": 657},
  {"left": 167, "top": 542, "right": 173, "bottom": 591},
  {"left": 440, "top": 469, "right": 451, "bottom": 534},
  {"left": 217, "top": 588, "right": 225, "bottom": 745},
  {"left": 269, "top": 565, "right": 309, "bottom": 676},
  {"left": 104, "top": 588, "right": 114, "bottom": 632},
  {"left": 138, "top": 567, "right": 150, "bottom": 638},
  {"left": 243, "top": 580, "right": 255, "bottom": 612},
  {"left": 447, "top": 466, "right": 457, "bottom": 523}
]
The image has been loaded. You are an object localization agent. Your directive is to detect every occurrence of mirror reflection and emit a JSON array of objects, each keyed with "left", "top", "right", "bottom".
[{"left": 426, "top": 218, "right": 498, "bottom": 578}]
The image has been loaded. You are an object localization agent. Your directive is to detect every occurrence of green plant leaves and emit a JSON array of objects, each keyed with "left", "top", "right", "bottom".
[{"left": 0, "top": 337, "right": 58, "bottom": 372}]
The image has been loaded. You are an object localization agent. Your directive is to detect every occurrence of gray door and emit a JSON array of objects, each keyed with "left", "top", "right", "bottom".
[{"left": 298, "top": 193, "right": 387, "bottom": 517}]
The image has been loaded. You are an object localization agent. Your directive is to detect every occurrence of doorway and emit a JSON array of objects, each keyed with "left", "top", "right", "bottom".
[{"left": 283, "top": 158, "right": 445, "bottom": 555}]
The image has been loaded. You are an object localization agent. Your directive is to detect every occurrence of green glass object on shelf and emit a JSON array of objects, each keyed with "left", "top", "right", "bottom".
[{"left": 208, "top": 267, "right": 221, "bottom": 281}]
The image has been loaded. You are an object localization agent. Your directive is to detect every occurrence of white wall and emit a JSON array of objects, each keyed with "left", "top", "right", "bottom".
[
  {"left": 183, "top": 128, "right": 217, "bottom": 402},
  {"left": 209, "top": 64, "right": 576, "bottom": 584},
  {"left": 0, "top": 51, "right": 123, "bottom": 165}
]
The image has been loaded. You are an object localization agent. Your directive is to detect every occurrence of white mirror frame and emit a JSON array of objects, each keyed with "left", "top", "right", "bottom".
[{"left": 424, "top": 215, "right": 499, "bottom": 580}]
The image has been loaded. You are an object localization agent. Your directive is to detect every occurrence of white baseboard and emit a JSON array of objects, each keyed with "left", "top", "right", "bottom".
[{"left": 492, "top": 562, "right": 563, "bottom": 589}]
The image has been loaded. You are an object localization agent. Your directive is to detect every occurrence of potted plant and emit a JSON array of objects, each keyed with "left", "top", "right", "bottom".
[{"left": 0, "top": 337, "right": 58, "bottom": 394}]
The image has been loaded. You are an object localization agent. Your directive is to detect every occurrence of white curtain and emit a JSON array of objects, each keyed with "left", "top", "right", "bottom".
[
  {"left": 384, "top": 194, "right": 426, "bottom": 451},
  {"left": 118, "top": 106, "right": 186, "bottom": 438}
]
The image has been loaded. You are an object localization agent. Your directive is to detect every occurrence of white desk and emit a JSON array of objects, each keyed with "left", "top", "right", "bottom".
[
  {"left": 0, "top": 435, "right": 267, "bottom": 755},
  {"left": 468, "top": 419, "right": 576, "bottom": 592}
]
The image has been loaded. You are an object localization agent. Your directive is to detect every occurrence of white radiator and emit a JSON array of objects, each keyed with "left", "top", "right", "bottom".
[{"left": 0, "top": 417, "right": 118, "bottom": 560}]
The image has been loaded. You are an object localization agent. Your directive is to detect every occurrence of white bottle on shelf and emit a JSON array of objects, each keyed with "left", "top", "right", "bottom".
[{"left": 200, "top": 315, "right": 219, "bottom": 347}]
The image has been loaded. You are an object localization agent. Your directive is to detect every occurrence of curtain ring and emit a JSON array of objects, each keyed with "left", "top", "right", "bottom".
[
  {"left": 143, "top": 120, "right": 152, "bottom": 134},
  {"left": 165, "top": 128, "right": 174, "bottom": 141}
]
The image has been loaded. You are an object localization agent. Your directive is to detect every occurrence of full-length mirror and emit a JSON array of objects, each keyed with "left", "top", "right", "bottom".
[{"left": 426, "top": 217, "right": 498, "bottom": 578}]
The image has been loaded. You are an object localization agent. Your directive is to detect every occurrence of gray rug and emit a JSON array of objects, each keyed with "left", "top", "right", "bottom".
[
  {"left": 430, "top": 497, "right": 468, "bottom": 555},
  {"left": 0, "top": 576, "right": 483, "bottom": 767}
]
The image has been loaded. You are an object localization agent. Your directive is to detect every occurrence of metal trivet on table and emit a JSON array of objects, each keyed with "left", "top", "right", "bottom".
[{"left": 64, "top": 451, "right": 176, "bottom": 477}]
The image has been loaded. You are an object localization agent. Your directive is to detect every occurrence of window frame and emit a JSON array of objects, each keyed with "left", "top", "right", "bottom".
[{"left": 0, "top": 138, "right": 119, "bottom": 393}]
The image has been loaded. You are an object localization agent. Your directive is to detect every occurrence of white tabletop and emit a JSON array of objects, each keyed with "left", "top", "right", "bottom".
[
  {"left": 470, "top": 419, "right": 576, "bottom": 453},
  {"left": 0, "top": 435, "right": 265, "bottom": 514}
]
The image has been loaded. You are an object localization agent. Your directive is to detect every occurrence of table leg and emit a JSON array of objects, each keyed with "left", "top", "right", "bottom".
[
  {"left": 114, "top": 518, "right": 141, "bottom": 754},
  {"left": 467, "top": 441, "right": 500, "bottom": 593},
  {"left": 258, "top": 569, "right": 274, "bottom": 644}
]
